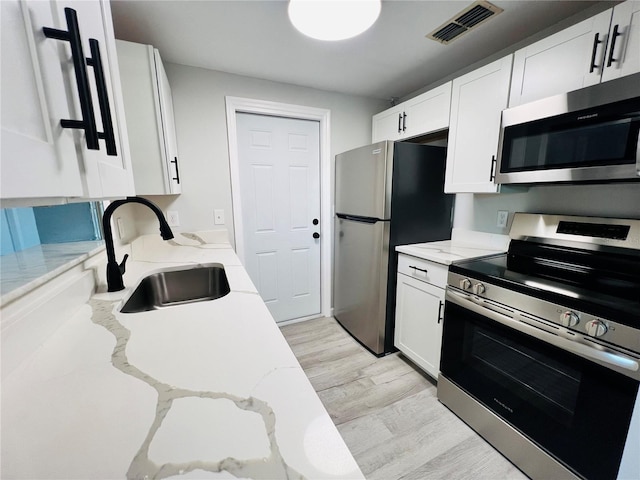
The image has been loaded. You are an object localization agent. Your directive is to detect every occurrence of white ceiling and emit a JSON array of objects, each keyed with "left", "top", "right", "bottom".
[{"left": 111, "top": 0, "right": 613, "bottom": 101}]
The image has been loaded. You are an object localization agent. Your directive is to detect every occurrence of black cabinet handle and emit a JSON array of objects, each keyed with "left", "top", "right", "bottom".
[
  {"left": 607, "top": 24, "right": 621, "bottom": 68},
  {"left": 171, "top": 157, "right": 180, "bottom": 184},
  {"left": 437, "top": 300, "right": 444, "bottom": 324},
  {"left": 312, "top": 218, "right": 319, "bottom": 225},
  {"left": 313, "top": 232, "right": 320, "bottom": 239},
  {"left": 87, "top": 39, "right": 117, "bottom": 156},
  {"left": 398, "top": 113, "right": 402, "bottom": 133},
  {"left": 589, "top": 33, "right": 602, "bottom": 73},
  {"left": 410, "top": 265, "right": 428, "bottom": 274},
  {"left": 402, "top": 112, "right": 407, "bottom": 132},
  {"left": 489, "top": 155, "right": 497, "bottom": 181},
  {"left": 43, "top": 8, "right": 98, "bottom": 150}
]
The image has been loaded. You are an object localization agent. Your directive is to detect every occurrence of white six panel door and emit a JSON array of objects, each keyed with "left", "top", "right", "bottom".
[{"left": 236, "top": 113, "right": 321, "bottom": 323}]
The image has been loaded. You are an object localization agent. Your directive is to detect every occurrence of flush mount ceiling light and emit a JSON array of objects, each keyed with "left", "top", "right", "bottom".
[{"left": 288, "top": 0, "right": 381, "bottom": 41}]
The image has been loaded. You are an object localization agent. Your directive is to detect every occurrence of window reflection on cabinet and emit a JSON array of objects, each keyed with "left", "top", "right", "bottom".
[{"left": 116, "top": 40, "right": 181, "bottom": 195}]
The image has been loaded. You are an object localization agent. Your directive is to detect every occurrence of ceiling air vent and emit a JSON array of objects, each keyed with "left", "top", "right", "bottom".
[{"left": 427, "top": 1, "right": 503, "bottom": 44}]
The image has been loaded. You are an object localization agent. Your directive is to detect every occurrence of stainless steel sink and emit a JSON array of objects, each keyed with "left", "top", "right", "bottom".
[{"left": 120, "top": 264, "right": 230, "bottom": 313}]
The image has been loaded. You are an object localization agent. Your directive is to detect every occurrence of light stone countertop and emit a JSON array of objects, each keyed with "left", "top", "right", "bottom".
[
  {"left": 1, "top": 233, "right": 364, "bottom": 480},
  {"left": 0, "top": 240, "right": 105, "bottom": 305},
  {"left": 396, "top": 229, "right": 510, "bottom": 265}
]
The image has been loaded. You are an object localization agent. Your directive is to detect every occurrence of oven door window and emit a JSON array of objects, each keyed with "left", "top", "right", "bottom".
[{"left": 441, "top": 301, "right": 639, "bottom": 480}]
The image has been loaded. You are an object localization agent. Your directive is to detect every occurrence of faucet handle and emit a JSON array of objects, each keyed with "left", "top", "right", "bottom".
[{"left": 119, "top": 254, "right": 129, "bottom": 275}]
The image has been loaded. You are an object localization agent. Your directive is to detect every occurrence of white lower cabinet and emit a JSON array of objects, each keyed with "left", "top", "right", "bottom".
[{"left": 394, "top": 254, "right": 446, "bottom": 380}]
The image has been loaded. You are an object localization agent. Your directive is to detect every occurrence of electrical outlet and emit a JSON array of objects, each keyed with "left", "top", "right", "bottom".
[
  {"left": 167, "top": 210, "right": 180, "bottom": 227},
  {"left": 497, "top": 210, "right": 509, "bottom": 228},
  {"left": 214, "top": 209, "right": 225, "bottom": 225}
]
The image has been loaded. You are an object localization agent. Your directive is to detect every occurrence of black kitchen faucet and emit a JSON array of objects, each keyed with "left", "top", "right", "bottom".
[{"left": 102, "top": 196, "right": 174, "bottom": 292}]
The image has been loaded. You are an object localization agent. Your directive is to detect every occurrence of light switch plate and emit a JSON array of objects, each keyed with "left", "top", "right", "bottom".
[{"left": 214, "top": 209, "right": 225, "bottom": 225}]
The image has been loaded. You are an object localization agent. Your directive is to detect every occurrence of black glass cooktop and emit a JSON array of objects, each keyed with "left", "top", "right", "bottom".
[{"left": 449, "top": 241, "right": 640, "bottom": 330}]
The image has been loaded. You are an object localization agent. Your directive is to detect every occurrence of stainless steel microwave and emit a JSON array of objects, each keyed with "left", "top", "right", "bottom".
[{"left": 495, "top": 73, "right": 640, "bottom": 185}]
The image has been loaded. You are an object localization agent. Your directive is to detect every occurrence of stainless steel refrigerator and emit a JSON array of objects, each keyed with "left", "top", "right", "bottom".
[{"left": 333, "top": 141, "right": 454, "bottom": 356}]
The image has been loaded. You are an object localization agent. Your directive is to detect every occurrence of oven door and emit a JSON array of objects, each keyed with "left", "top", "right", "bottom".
[{"left": 440, "top": 293, "right": 639, "bottom": 480}]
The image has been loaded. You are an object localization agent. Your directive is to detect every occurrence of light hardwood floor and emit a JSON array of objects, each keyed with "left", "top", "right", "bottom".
[{"left": 280, "top": 316, "right": 529, "bottom": 480}]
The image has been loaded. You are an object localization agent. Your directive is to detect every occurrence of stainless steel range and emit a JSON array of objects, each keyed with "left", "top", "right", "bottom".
[{"left": 438, "top": 213, "right": 640, "bottom": 480}]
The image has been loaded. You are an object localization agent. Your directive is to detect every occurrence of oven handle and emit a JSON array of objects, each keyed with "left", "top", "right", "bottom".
[{"left": 446, "top": 290, "right": 640, "bottom": 375}]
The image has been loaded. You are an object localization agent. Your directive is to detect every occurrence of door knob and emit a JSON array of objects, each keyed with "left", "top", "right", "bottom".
[
  {"left": 313, "top": 232, "right": 320, "bottom": 239},
  {"left": 312, "top": 218, "right": 319, "bottom": 225}
]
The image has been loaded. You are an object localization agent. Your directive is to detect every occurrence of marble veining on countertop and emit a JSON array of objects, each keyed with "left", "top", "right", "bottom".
[
  {"left": 1, "top": 233, "right": 363, "bottom": 479},
  {"left": 395, "top": 229, "right": 510, "bottom": 265}
]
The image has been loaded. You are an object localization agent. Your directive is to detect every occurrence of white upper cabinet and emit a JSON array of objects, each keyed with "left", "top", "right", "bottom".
[
  {"left": 509, "top": 1, "right": 640, "bottom": 107},
  {"left": 601, "top": 1, "right": 640, "bottom": 83},
  {"left": 372, "top": 82, "right": 452, "bottom": 143},
  {"left": 1, "top": 0, "right": 84, "bottom": 200},
  {"left": 66, "top": 0, "right": 134, "bottom": 199},
  {"left": 445, "top": 55, "right": 513, "bottom": 193},
  {"left": 1, "top": 0, "right": 134, "bottom": 203},
  {"left": 117, "top": 40, "right": 181, "bottom": 195},
  {"left": 371, "top": 104, "right": 405, "bottom": 144}
]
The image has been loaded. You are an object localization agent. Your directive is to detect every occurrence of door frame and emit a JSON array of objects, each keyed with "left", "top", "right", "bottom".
[{"left": 225, "top": 96, "right": 331, "bottom": 322}]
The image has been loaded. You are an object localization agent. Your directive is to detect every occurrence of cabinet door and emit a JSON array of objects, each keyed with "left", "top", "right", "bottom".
[
  {"left": 509, "top": 9, "right": 613, "bottom": 107},
  {"left": 62, "top": 0, "right": 134, "bottom": 199},
  {"left": 154, "top": 49, "right": 181, "bottom": 194},
  {"left": 602, "top": 1, "right": 640, "bottom": 82},
  {"left": 404, "top": 81, "right": 452, "bottom": 137},
  {"left": 1, "top": 0, "right": 83, "bottom": 200},
  {"left": 445, "top": 55, "right": 513, "bottom": 193},
  {"left": 394, "top": 272, "right": 445, "bottom": 380},
  {"left": 372, "top": 104, "right": 404, "bottom": 143}
]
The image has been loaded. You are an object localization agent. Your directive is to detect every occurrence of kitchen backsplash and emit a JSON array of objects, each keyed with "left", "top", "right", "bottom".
[{"left": 454, "top": 182, "right": 640, "bottom": 234}]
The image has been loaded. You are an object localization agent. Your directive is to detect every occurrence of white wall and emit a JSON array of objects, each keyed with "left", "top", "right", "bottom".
[
  {"left": 124, "top": 63, "right": 387, "bottom": 246},
  {"left": 454, "top": 184, "right": 640, "bottom": 235}
]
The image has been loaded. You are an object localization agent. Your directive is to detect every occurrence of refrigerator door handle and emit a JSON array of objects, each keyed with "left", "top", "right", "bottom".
[{"left": 336, "top": 213, "right": 382, "bottom": 224}]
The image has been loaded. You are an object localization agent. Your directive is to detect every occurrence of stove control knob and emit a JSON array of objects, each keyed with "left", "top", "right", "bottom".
[
  {"left": 585, "top": 319, "right": 608, "bottom": 337},
  {"left": 560, "top": 311, "right": 580, "bottom": 328},
  {"left": 472, "top": 283, "right": 486, "bottom": 295},
  {"left": 460, "top": 278, "right": 472, "bottom": 290}
]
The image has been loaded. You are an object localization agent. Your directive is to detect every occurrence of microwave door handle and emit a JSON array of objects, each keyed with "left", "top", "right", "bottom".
[{"left": 445, "top": 290, "right": 640, "bottom": 376}]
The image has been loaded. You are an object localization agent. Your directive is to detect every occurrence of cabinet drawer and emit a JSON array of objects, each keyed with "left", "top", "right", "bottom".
[{"left": 397, "top": 254, "right": 448, "bottom": 288}]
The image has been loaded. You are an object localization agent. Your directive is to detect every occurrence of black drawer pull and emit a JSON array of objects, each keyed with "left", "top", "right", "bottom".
[
  {"left": 43, "top": 8, "right": 98, "bottom": 150},
  {"left": 589, "top": 32, "right": 602, "bottom": 73},
  {"left": 607, "top": 24, "right": 621, "bottom": 67},
  {"left": 489, "top": 155, "right": 497, "bottom": 181},
  {"left": 171, "top": 157, "right": 180, "bottom": 183},
  {"left": 410, "top": 265, "right": 428, "bottom": 274},
  {"left": 87, "top": 39, "right": 117, "bottom": 156}
]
